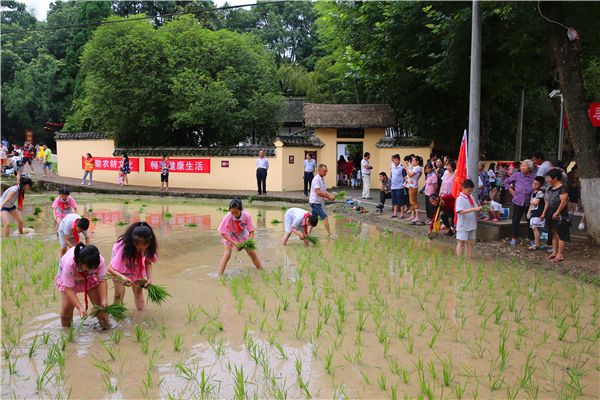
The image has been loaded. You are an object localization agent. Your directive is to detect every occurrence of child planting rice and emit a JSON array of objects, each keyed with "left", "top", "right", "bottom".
[
  {"left": 52, "top": 187, "right": 78, "bottom": 233},
  {"left": 107, "top": 222, "right": 158, "bottom": 311},
  {"left": 57, "top": 214, "right": 90, "bottom": 256},
  {"left": 55, "top": 243, "right": 109, "bottom": 329},
  {"left": 218, "top": 198, "right": 263, "bottom": 275},
  {"left": 281, "top": 207, "right": 319, "bottom": 246}
]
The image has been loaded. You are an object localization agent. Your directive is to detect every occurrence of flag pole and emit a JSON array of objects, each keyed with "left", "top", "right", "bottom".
[{"left": 468, "top": 0, "right": 481, "bottom": 203}]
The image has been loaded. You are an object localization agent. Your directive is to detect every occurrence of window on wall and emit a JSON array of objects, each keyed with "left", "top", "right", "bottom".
[{"left": 337, "top": 128, "right": 364, "bottom": 139}]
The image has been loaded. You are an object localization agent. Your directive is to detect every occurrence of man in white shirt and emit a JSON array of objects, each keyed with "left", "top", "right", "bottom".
[
  {"left": 308, "top": 164, "right": 335, "bottom": 237},
  {"left": 532, "top": 152, "right": 550, "bottom": 187},
  {"left": 256, "top": 150, "right": 269, "bottom": 195},
  {"left": 361, "top": 152, "right": 373, "bottom": 199},
  {"left": 303, "top": 153, "right": 317, "bottom": 196}
]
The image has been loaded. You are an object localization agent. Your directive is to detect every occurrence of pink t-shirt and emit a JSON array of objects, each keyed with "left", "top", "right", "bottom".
[
  {"left": 218, "top": 210, "right": 254, "bottom": 244},
  {"left": 55, "top": 246, "right": 106, "bottom": 292},
  {"left": 110, "top": 240, "right": 157, "bottom": 277},
  {"left": 52, "top": 196, "right": 77, "bottom": 216},
  {"left": 425, "top": 172, "right": 438, "bottom": 196},
  {"left": 440, "top": 172, "right": 455, "bottom": 196}
]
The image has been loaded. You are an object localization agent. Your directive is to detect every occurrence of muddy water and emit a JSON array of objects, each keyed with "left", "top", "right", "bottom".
[{"left": 1, "top": 196, "right": 599, "bottom": 399}]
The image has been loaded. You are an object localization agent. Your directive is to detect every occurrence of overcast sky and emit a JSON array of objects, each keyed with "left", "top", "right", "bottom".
[{"left": 25, "top": 0, "right": 253, "bottom": 21}]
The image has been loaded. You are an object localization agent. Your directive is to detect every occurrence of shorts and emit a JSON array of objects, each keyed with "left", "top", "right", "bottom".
[
  {"left": 310, "top": 203, "right": 328, "bottom": 220},
  {"left": 530, "top": 217, "right": 545, "bottom": 228},
  {"left": 43, "top": 162, "right": 52, "bottom": 170},
  {"left": 409, "top": 188, "right": 419, "bottom": 210},
  {"left": 1, "top": 206, "right": 17, "bottom": 212},
  {"left": 23, "top": 158, "right": 32, "bottom": 165},
  {"left": 58, "top": 234, "right": 76, "bottom": 248},
  {"left": 15, "top": 165, "right": 23, "bottom": 171},
  {"left": 490, "top": 182, "right": 496, "bottom": 189},
  {"left": 456, "top": 230, "right": 476, "bottom": 241},
  {"left": 161, "top": 172, "right": 169, "bottom": 182},
  {"left": 391, "top": 189, "right": 404, "bottom": 207},
  {"left": 568, "top": 187, "right": 580, "bottom": 204}
]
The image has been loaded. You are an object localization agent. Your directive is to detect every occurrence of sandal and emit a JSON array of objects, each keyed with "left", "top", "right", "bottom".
[
  {"left": 551, "top": 257, "right": 564, "bottom": 263},
  {"left": 546, "top": 254, "right": 557, "bottom": 260},
  {"left": 528, "top": 246, "right": 540, "bottom": 251},
  {"left": 389, "top": 215, "right": 397, "bottom": 218},
  {"left": 409, "top": 221, "right": 417, "bottom": 226},
  {"left": 509, "top": 240, "right": 516, "bottom": 245}
]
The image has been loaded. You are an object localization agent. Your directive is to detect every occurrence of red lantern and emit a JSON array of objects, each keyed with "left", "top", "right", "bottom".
[
  {"left": 46, "top": 121, "right": 51, "bottom": 125},
  {"left": 43, "top": 127, "right": 49, "bottom": 131},
  {"left": 54, "top": 131, "right": 58, "bottom": 135}
]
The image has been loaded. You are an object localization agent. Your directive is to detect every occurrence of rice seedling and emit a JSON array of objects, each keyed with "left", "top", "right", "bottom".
[
  {"left": 401, "top": 334, "right": 414, "bottom": 354},
  {"left": 90, "top": 303, "right": 127, "bottom": 321},
  {"left": 343, "top": 223, "right": 357, "bottom": 227},
  {"left": 377, "top": 370, "right": 387, "bottom": 391},
  {"left": 333, "top": 191, "right": 347, "bottom": 200},
  {"left": 171, "top": 332, "right": 185, "bottom": 351},
  {"left": 186, "top": 303, "right": 201, "bottom": 323},
  {"left": 271, "top": 219, "right": 281, "bottom": 224},
  {"left": 35, "top": 360, "right": 56, "bottom": 390},
  {"left": 148, "top": 345, "right": 165, "bottom": 370},
  {"left": 323, "top": 346, "right": 340, "bottom": 374},
  {"left": 280, "top": 205, "right": 287, "bottom": 210},
  {"left": 27, "top": 333, "right": 40, "bottom": 357},
  {"left": 33, "top": 206, "right": 42, "bottom": 215},
  {"left": 90, "top": 354, "right": 113, "bottom": 374},
  {"left": 360, "top": 370, "right": 370, "bottom": 384},
  {"left": 237, "top": 239, "right": 257, "bottom": 251},
  {"left": 25, "top": 216, "right": 35, "bottom": 221},
  {"left": 7, "top": 356, "right": 18, "bottom": 375},
  {"left": 99, "top": 338, "right": 120, "bottom": 360},
  {"left": 139, "top": 332, "right": 151, "bottom": 355},
  {"left": 174, "top": 360, "right": 199, "bottom": 380},
  {"left": 453, "top": 379, "right": 469, "bottom": 400},
  {"left": 273, "top": 342, "right": 287, "bottom": 359},
  {"left": 164, "top": 212, "right": 172, "bottom": 217},
  {"left": 305, "top": 236, "right": 319, "bottom": 246}
]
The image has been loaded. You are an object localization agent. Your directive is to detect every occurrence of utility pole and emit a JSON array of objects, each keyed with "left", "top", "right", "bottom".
[
  {"left": 515, "top": 88, "right": 525, "bottom": 162},
  {"left": 558, "top": 94, "right": 564, "bottom": 160},
  {"left": 468, "top": 0, "right": 482, "bottom": 202}
]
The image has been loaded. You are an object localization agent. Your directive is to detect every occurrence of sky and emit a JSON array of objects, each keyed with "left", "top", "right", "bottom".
[{"left": 25, "top": 0, "right": 253, "bottom": 21}]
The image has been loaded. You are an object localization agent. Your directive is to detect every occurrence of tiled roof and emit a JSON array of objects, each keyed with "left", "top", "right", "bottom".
[
  {"left": 375, "top": 136, "right": 432, "bottom": 148},
  {"left": 304, "top": 103, "right": 397, "bottom": 128},
  {"left": 113, "top": 146, "right": 276, "bottom": 158},
  {"left": 275, "top": 134, "right": 325, "bottom": 148},
  {"left": 55, "top": 131, "right": 111, "bottom": 140},
  {"left": 282, "top": 97, "right": 305, "bottom": 123}
]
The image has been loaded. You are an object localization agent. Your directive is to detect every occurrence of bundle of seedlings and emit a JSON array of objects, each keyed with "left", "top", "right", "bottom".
[
  {"left": 333, "top": 191, "right": 347, "bottom": 200},
  {"left": 133, "top": 278, "right": 172, "bottom": 306},
  {"left": 237, "top": 239, "right": 257, "bottom": 251},
  {"left": 89, "top": 304, "right": 128, "bottom": 322},
  {"left": 305, "top": 236, "right": 319, "bottom": 246}
]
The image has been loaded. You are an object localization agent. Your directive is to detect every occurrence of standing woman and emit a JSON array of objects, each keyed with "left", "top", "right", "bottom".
[
  {"left": 121, "top": 152, "right": 130, "bottom": 186},
  {"left": 541, "top": 169, "right": 570, "bottom": 262},
  {"left": 567, "top": 164, "right": 580, "bottom": 214},
  {"left": 434, "top": 158, "right": 445, "bottom": 193},
  {"left": 440, "top": 160, "right": 455, "bottom": 196},
  {"left": 82, "top": 153, "right": 94, "bottom": 186},
  {"left": 488, "top": 163, "right": 497, "bottom": 201},
  {"left": 504, "top": 160, "right": 536, "bottom": 245},
  {"left": 1, "top": 178, "right": 33, "bottom": 237}
]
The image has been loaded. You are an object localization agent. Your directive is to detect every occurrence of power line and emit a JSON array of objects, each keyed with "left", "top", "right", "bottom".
[{"left": 1, "top": 0, "right": 290, "bottom": 35}]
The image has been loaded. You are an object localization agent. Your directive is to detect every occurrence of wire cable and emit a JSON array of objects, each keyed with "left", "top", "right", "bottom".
[
  {"left": 537, "top": 0, "right": 568, "bottom": 30},
  {"left": 0, "top": 0, "right": 290, "bottom": 35}
]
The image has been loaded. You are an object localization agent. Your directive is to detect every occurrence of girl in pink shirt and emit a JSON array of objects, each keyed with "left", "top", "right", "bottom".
[
  {"left": 107, "top": 222, "right": 158, "bottom": 311},
  {"left": 55, "top": 243, "right": 109, "bottom": 329},
  {"left": 424, "top": 163, "right": 439, "bottom": 224},
  {"left": 217, "top": 198, "right": 263, "bottom": 275},
  {"left": 52, "top": 187, "right": 78, "bottom": 231}
]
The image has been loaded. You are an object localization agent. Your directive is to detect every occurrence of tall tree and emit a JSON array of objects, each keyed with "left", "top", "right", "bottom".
[
  {"left": 541, "top": 1, "right": 600, "bottom": 245},
  {"left": 64, "top": 14, "right": 283, "bottom": 146}
]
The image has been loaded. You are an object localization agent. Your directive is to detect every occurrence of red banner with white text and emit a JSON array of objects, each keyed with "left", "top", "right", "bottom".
[
  {"left": 82, "top": 156, "right": 139, "bottom": 171},
  {"left": 145, "top": 158, "right": 210, "bottom": 173},
  {"left": 590, "top": 103, "right": 600, "bottom": 127}
]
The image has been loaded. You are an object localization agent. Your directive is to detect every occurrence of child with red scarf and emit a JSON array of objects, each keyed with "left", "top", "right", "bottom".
[
  {"left": 1, "top": 178, "right": 33, "bottom": 237},
  {"left": 282, "top": 207, "right": 319, "bottom": 246},
  {"left": 455, "top": 179, "right": 482, "bottom": 259},
  {"left": 107, "top": 222, "right": 158, "bottom": 311},
  {"left": 52, "top": 187, "right": 78, "bottom": 232},
  {"left": 57, "top": 214, "right": 90, "bottom": 256},
  {"left": 217, "top": 198, "right": 262, "bottom": 275}
]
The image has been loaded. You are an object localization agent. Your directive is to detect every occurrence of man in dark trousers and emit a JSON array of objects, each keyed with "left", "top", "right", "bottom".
[{"left": 256, "top": 150, "right": 269, "bottom": 195}]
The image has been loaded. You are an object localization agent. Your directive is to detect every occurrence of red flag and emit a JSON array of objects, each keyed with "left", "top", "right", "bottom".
[{"left": 452, "top": 130, "right": 468, "bottom": 200}]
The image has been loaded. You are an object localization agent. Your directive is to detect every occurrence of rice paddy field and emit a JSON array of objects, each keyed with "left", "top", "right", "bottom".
[{"left": 1, "top": 195, "right": 599, "bottom": 399}]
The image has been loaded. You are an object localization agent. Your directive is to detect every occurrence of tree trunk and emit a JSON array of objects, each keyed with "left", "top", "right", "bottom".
[{"left": 542, "top": 1, "right": 600, "bottom": 245}]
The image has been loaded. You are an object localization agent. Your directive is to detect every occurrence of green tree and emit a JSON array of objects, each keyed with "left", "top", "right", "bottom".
[
  {"left": 0, "top": 0, "right": 36, "bottom": 29},
  {"left": 65, "top": 14, "right": 283, "bottom": 146}
]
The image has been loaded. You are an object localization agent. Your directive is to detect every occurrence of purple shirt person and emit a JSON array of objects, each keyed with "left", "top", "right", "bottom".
[{"left": 504, "top": 160, "right": 537, "bottom": 244}]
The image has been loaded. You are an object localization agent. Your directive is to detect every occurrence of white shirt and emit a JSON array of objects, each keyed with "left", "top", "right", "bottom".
[
  {"left": 536, "top": 161, "right": 550, "bottom": 180},
  {"left": 490, "top": 200, "right": 502, "bottom": 212},
  {"left": 257, "top": 157, "right": 269, "bottom": 170},
  {"left": 284, "top": 208, "right": 310, "bottom": 233},
  {"left": 57, "top": 214, "right": 89, "bottom": 240},
  {"left": 361, "top": 159, "right": 372, "bottom": 175},
  {"left": 409, "top": 166, "right": 422, "bottom": 188},
  {"left": 309, "top": 174, "right": 326, "bottom": 206},
  {"left": 303, "top": 159, "right": 316, "bottom": 173}
]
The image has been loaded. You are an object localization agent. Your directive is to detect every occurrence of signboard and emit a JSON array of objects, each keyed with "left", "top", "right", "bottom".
[
  {"left": 145, "top": 158, "right": 210, "bottom": 173},
  {"left": 221, "top": 161, "right": 229, "bottom": 168},
  {"left": 82, "top": 156, "right": 139, "bottom": 171},
  {"left": 289, "top": 155, "right": 294, "bottom": 164},
  {"left": 590, "top": 103, "right": 600, "bottom": 127},
  {"left": 25, "top": 130, "right": 33, "bottom": 143}
]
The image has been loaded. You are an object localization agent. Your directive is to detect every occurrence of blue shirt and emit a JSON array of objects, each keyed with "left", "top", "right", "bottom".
[
  {"left": 390, "top": 163, "right": 407, "bottom": 190},
  {"left": 303, "top": 159, "right": 316, "bottom": 173},
  {"left": 257, "top": 157, "right": 269, "bottom": 170}
]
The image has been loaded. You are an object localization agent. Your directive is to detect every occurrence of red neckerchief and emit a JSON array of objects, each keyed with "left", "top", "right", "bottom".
[
  {"left": 74, "top": 257, "right": 89, "bottom": 311},
  {"left": 233, "top": 214, "right": 246, "bottom": 237},
  {"left": 71, "top": 218, "right": 80, "bottom": 244},
  {"left": 59, "top": 197, "right": 71, "bottom": 211},
  {"left": 136, "top": 250, "right": 144, "bottom": 270},
  {"left": 18, "top": 185, "right": 24, "bottom": 209},
  {"left": 302, "top": 212, "right": 311, "bottom": 235}
]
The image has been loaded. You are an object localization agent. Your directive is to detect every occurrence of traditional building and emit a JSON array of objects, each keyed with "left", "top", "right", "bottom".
[{"left": 56, "top": 104, "right": 432, "bottom": 191}]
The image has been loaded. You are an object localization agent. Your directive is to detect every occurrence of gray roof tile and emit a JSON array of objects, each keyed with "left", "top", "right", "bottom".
[
  {"left": 55, "top": 132, "right": 111, "bottom": 140},
  {"left": 113, "top": 146, "right": 276, "bottom": 158},
  {"left": 375, "top": 137, "right": 432, "bottom": 148}
]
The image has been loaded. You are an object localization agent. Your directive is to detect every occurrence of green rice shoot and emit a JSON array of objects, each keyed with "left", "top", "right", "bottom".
[
  {"left": 305, "top": 236, "right": 319, "bottom": 246},
  {"left": 271, "top": 219, "right": 281, "bottom": 224},
  {"left": 333, "top": 191, "right": 347, "bottom": 200},
  {"left": 147, "top": 284, "right": 172, "bottom": 306},
  {"left": 237, "top": 239, "right": 257, "bottom": 251},
  {"left": 343, "top": 222, "right": 357, "bottom": 227},
  {"left": 90, "top": 304, "right": 128, "bottom": 321}
]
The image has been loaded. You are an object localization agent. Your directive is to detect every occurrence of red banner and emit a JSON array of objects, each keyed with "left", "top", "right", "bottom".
[
  {"left": 25, "top": 130, "right": 33, "bottom": 143},
  {"left": 145, "top": 158, "right": 210, "bottom": 173},
  {"left": 82, "top": 156, "right": 139, "bottom": 171},
  {"left": 452, "top": 130, "right": 468, "bottom": 200},
  {"left": 590, "top": 103, "right": 600, "bottom": 127}
]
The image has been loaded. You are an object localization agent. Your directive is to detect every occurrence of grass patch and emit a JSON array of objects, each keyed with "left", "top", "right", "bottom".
[
  {"left": 25, "top": 216, "right": 35, "bottom": 221},
  {"left": 343, "top": 223, "right": 358, "bottom": 227},
  {"left": 185, "top": 223, "right": 198, "bottom": 227}
]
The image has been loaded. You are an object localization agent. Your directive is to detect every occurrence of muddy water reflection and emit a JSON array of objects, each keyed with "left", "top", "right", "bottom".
[{"left": 1, "top": 197, "right": 599, "bottom": 399}]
